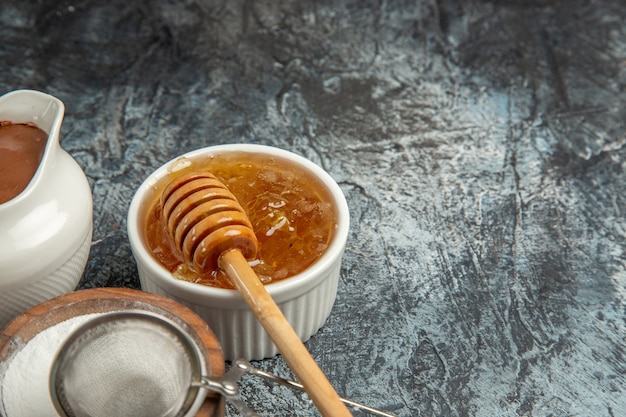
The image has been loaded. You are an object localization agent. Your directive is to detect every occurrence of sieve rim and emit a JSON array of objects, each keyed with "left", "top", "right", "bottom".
[{"left": 49, "top": 309, "right": 209, "bottom": 417}]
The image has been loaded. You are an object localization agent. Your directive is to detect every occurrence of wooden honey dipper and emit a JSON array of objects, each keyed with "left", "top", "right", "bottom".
[{"left": 161, "top": 171, "right": 353, "bottom": 417}]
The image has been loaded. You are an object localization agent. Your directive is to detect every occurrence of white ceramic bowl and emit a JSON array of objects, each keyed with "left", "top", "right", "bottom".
[
  {"left": 127, "top": 144, "right": 349, "bottom": 360},
  {"left": 0, "top": 90, "right": 93, "bottom": 330}
]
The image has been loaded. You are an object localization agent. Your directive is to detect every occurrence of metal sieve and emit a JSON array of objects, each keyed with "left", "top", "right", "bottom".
[
  {"left": 50, "top": 310, "right": 396, "bottom": 417},
  {"left": 49, "top": 310, "right": 259, "bottom": 417}
]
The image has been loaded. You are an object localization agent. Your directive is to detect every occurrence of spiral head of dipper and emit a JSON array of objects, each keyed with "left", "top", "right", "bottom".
[{"left": 160, "top": 171, "right": 258, "bottom": 273}]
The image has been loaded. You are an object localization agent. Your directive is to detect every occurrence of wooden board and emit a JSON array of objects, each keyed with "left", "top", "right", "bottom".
[{"left": 0, "top": 287, "right": 225, "bottom": 417}]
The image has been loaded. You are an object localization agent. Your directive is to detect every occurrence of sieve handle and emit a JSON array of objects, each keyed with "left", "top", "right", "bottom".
[
  {"left": 196, "top": 376, "right": 260, "bottom": 417},
  {"left": 219, "top": 249, "right": 353, "bottom": 417},
  {"left": 234, "top": 359, "right": 397, "bottom": 417}
]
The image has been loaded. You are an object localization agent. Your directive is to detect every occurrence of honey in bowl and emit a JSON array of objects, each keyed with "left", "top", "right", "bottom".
[
  {"left": 144, "top": 151, "right": 338, "bottom": 289},
  {"left": 0, "top": 122, "right": 48, "bottom": 204}
]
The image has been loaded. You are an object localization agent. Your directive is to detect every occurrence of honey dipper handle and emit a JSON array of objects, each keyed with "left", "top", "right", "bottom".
[{"left": 219, "top": 249, "right": 353, "bottom": 417}]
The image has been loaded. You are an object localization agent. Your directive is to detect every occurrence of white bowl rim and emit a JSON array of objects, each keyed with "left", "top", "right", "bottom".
[{"left": 127, "top": 144, "right": 349, "bottom": 307}]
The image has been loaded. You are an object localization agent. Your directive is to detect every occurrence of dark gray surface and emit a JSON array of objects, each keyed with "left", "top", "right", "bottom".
[{"left": 1, "top": 1, "right": 625, "bottom": 416}]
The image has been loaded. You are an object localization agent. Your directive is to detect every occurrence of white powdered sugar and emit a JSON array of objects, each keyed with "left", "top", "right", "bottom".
[{"left": 1, "top": 313, "right": 102, "bottom": 417}]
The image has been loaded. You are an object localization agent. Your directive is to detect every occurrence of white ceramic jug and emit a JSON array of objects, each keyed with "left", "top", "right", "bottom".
[{"left": 0, "top": 90, "right": 93, "bottom": 329}]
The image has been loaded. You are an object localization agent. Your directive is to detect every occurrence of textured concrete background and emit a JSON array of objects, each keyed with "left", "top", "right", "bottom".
[{"left": 1, "top": 1, "right": 625, "bottom": 416}]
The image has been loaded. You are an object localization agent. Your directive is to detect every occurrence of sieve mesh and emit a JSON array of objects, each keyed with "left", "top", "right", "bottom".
[{"left": 50, "top": 311, "right": 203, "bottom": 417}]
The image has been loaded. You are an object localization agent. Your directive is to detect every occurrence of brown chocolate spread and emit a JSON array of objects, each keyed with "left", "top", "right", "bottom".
[{"left": 0, "top": 121, "right": 48, "bottom": 204}]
